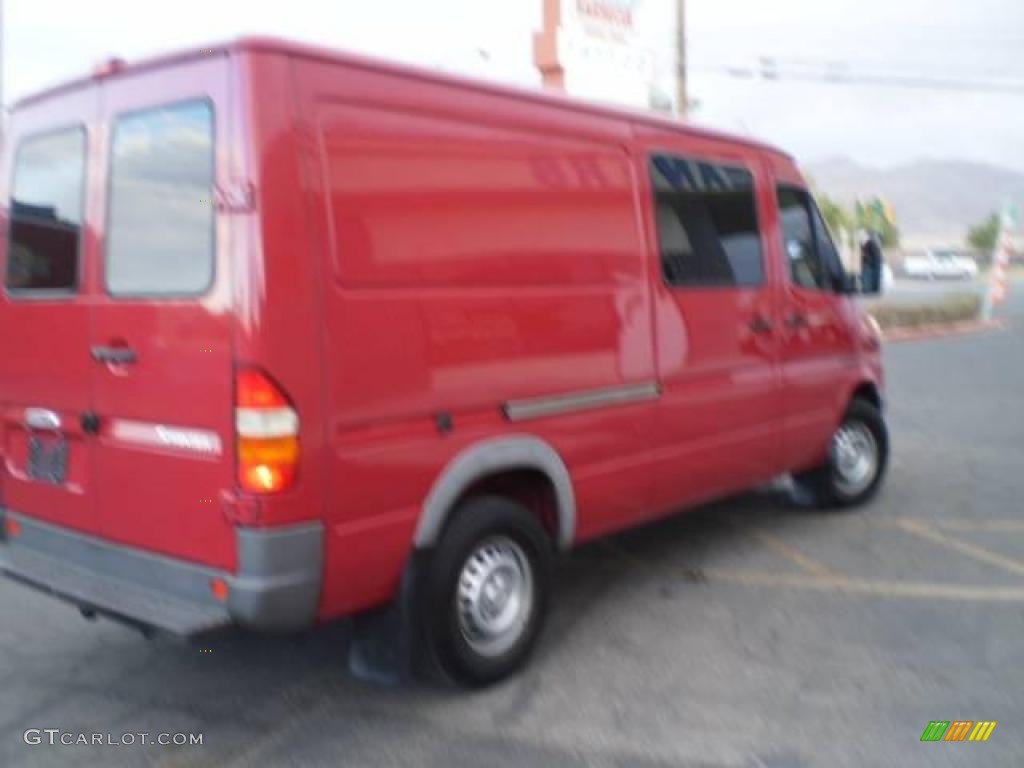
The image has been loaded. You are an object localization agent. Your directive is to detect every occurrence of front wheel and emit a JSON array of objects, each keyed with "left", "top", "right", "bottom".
[
  {"left": 794, "top": 399, "right": 889, "bottom": 509},
  {"left": 422, "top": 496, "right": 552, "bottom": 687}
]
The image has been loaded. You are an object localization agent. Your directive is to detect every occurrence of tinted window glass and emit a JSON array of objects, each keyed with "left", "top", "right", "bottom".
[
  {"left": 649, "top": 154, "right": 763, "bottom": 287},
  {"left": 106, "top": 101, "right": 214, "bottom": 296},
  {"left": 6, "top": 128, "right": 86, "bottom": 293},
  {"left": 777, "top": 186, "right": 847, "bottom": 291},
  {"left": 810, "top": 202, "right": 844, "bottom": 281}
]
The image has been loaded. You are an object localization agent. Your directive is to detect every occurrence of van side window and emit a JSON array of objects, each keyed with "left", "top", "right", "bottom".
[
  {"left": 106, "top": 100, "right": 214, "bottom": 297},
  {"left": 810, "top": 203, "right": 843, "bottom": 277},
  {"left": 5, "top": 128, "right": 86, "bottom": 294},
  {"left": 649, "top": 154, "right": 763, "bottom": 288},
  {"left": 777, "top": 186, "right": 845, "bottom": 292}
]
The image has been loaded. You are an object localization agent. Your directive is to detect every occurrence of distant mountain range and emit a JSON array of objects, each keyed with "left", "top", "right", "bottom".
[{"left": 803, "top": 158, "right": 1024, "bottom": 248}]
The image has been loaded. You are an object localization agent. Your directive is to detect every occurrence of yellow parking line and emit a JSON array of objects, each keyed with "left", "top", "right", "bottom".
[
  {"left": 867, "top": 517, "right": 1024, "bottom": 534},
  {"left": 932, "top": 519, "right": 1024, "bottom": 534},
  {"left": 894, "top": 519, "right": 1024, "bottom": 578},
  {"left": 704, "top": 567, "right": 1024, "bottom": 602},
  {"left": 592, "top": 544, "right": 1024, "bottom": 603},
  {"left": 740, "top": 526, "right": 842, "bottom": 578}
]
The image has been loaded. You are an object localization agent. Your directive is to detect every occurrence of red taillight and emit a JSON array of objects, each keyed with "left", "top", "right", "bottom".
[
  {"left": 235, "top": 368, "right": 299, "bottom": 495},
  {"left": 236, "top": 369, "right": 290, "bottom": 409}
]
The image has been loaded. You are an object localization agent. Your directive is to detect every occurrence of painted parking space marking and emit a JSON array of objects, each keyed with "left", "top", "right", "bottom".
[
  {"left": 597, "top": 545, "right": 1024, "bottom": 602},
  {"left": 703, "top": 568, "right": 1024, "bottom": 603},
  {"left": 734, "top": 524, "right": 842, "bottom": 579},
  {"left": 600, "top": 513, "right": 1024, "bottom": 603},
  {"left": 921, "top": 518, "right": 1024, "bottom": 534},
  {"left": 844, "top": 516, "right": 1024, "bottom": 535},
  {"left": 597, "top": 544, "right": 1024, "bottom": 603},
  {"left": 892, "top": 519, "right": 1024, "bottom": 578},
  {"left": 788, "top": 516, "right": 1024, "bottom": 534}
]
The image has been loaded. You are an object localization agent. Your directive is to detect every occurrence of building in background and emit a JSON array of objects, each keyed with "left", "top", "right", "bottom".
[{"left": 534, "top": 0, "right": 675, "bottom": 112}]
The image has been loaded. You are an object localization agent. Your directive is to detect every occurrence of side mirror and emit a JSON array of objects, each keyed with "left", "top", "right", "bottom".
[{"left": 859, "top": 266, "right": 884, "bottom": 296}]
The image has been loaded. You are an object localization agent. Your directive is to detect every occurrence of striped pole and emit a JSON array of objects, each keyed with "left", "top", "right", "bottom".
[{"left": 982, "top": 203, "right": 1015, "bottom": 321}]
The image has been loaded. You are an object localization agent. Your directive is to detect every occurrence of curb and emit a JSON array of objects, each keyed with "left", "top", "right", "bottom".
[{"left": 881, "top": 319, "right": 1005, "bottom": 344}]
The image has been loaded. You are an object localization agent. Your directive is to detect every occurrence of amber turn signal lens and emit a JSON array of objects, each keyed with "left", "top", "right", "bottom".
[{"left": 237, "top": 436, "right": 298, "bottom": 494}]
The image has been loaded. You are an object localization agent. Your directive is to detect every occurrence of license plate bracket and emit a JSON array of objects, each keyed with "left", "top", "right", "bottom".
[{"left": 27, "top": 434, "right": 69, "bottom": 485}]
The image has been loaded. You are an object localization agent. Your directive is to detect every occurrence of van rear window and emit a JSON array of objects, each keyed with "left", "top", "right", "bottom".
[
  {"left": 6, "top": 128, "right": 86, "bottom": 294},
  {"left": 106, "top": 100, "right": 214, "bottom": 297},
  {"left": 649, "top": 154, "right": 764, "bottom": 288}
]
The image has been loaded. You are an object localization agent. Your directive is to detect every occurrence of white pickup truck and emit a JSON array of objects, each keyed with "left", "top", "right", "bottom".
[{"left": 902, "top": 250, "right": 979, "bottom": 280}]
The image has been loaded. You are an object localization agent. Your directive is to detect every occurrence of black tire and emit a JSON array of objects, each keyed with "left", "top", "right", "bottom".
[
  {"left": 422, "top": 496, "right": 552, "bottom": 688},
  {"left": 794, "top": 399, "right": 889, "bottom": 509}
]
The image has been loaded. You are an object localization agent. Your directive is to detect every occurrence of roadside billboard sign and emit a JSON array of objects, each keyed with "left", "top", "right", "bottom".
[{"left": 536, "top": 0, "right": 655, "bottom": 109}]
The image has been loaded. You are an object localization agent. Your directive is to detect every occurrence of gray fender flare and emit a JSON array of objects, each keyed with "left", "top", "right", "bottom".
[{"left": 414, "top": 435, "right": 576, "bottom": 551}]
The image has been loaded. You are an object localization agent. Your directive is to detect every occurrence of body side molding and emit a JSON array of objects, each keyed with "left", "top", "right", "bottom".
[{"left": 504, "top": 382, "right": 660, "bottom": 422}]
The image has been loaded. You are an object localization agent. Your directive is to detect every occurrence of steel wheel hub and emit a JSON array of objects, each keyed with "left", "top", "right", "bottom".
[
  {"left": 456, "top": 536, "right": 533, "bottom": 658},
  {"left": 831, "top": 421, "right": 879, "bottom": 496}
]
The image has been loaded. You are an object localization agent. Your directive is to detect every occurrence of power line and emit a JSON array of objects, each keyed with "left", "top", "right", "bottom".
[
  {"left": 687, "top": 50, "right": 1024, "bottom": 78},
  {"left": 687, "top": 63, "right": 1024, "bottom": 95},
  {"left": 638, "top": 45, "right": 1024, "bottom": 95}
]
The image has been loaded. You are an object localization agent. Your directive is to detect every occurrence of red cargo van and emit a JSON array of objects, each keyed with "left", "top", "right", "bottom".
[{"left": 0, "top": 38, "right": 887, "bottom": 686}]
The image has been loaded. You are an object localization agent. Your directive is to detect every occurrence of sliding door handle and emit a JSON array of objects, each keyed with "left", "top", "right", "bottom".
[{"left": 91, "top": 345, "right": 138, "bottom": 365}]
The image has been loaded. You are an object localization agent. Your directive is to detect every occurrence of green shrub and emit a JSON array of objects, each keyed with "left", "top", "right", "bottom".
[{"left": 868, "top": 293, "right": 982, "bottom": 331}]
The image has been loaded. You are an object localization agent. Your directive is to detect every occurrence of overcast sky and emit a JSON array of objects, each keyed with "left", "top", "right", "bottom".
[{"left": 6, "top": 0, "right": 1023, "bottom": 171}]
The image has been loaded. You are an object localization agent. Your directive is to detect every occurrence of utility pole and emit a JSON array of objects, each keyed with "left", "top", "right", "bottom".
[
  {"left": 676, "top": 0, "right": 687, "bottom": 118},
  {"left": 0, "top": 0, "right": 5, "bottom": 111}
]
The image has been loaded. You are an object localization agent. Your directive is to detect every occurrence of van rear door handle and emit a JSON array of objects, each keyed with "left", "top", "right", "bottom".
[
  {"left": 91, "top": 345, "right": 138, "bottom": 365},
  {"left": 81, "top": 411, "right": 101, "bottom": 435}
]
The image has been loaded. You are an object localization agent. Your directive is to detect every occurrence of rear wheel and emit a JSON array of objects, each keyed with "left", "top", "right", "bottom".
[
  {"left": 423, "top": 496, "right": 552, "bottom": 688},
  {"left": 794, "top": 399, "right": 889, "bottom": 509}
]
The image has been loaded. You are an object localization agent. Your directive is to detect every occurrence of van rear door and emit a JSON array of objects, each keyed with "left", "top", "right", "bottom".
[
  {"left": 0, "top": 88, "right": 99, "bottom": 536},
  {"left": 90, "top": 56, "right": 238, "bottom": 569}
]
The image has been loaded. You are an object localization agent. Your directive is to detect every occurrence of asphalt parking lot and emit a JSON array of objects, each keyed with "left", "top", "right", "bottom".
[{"left": 2, "top": 286, "right": 1023, "bottom": 768}]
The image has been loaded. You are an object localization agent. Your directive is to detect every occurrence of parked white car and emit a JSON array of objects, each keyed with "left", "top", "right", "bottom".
[
  {"left": 903, "top": 250, "right": 979, "bottom": 280},
  {"left": 881, "top": 263, "right": 894, "bottom": 293}
]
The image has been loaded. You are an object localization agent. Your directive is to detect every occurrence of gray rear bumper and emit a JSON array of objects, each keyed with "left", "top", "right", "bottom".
[{"left": 0, "top": 508, "right": 322, "bottom": 636}]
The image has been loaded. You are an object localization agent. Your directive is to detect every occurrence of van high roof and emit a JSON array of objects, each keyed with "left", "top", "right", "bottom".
[{"left": 13, "top": 36, "right": 792, "bottom": 163}]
